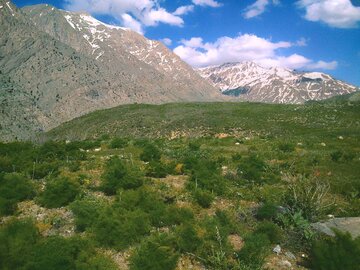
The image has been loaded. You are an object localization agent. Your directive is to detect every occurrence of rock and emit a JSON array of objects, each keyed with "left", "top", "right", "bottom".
[
  {"left": 273, "top": 245, "right": 281, "bottom": 255},
  {"left": 278, "top": 260, "right": 292, "bottom": 268},
  {"left": 285, "top": 251, "right": 296, "bottom": 260},
  {"left": 311, "top": 217, "right": 360, "bottom": 238}
]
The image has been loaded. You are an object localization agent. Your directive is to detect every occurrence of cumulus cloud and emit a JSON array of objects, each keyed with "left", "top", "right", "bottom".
[
  {"left": 297, "top": 0, "right": 360, "bottom": 28},
  {"left": 243, "top": 0, "right": 280, "bottom": 19},
  {"left": 65, "top": 0, "right": 186, "bottom": 33},
  {"left": 121, "top": 13, "right": 144, "bottom": 34},
  {"left": 173, "top": 34, "right": 337, "bottom": 70},
  {"left": 192, "top": 0, "right": 222, "bottom": 8},
  {"left": 173, "top": 5, "right": 195, "bottom": 16},
  {"left": 160, "top": 38, "right": 172, "bottom": 46}
]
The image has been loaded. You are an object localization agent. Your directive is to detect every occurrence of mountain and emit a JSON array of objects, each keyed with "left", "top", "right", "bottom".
[
  {"left": 0, "top": 1, "right": 221, "bottom": 141},
  {"left": 197, "top": 62, "right": 358, "bottom": 104},
  {"left": 23, "top": 4, "right": 219, "bottom": 99}
]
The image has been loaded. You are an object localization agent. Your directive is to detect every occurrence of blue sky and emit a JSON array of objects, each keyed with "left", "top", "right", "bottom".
[{"left": 14, "top": 0, "right": 360, "bottom": 86}]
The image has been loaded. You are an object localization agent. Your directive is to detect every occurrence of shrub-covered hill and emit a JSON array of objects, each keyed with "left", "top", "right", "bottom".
[
  {"left": 46, "top": 101, "right": 360, "bottom": 141},
  {"left": 1, "top": 100, "right": 360, "bottom": 269}
]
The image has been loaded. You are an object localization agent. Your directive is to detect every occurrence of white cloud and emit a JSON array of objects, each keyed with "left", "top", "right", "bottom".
[
  {"left": 295, "top": 37, "right": 308, "bottom": 46},
  {"left": 65, "top": 0, "right": 186, "bottom": 33},
  {"left": 297, "top": 0, "right": 360, "bottom": 28},
  {"left": 160, "top": 38, "right": 172, "bottom": 46},
  {"left": 173, "top": 34, "right": 337, "bottom": 71},
  {"left": 243, "top": 0, "right": 280, "bottom": 19},
  {"left": 121, "top": 13, "right": 144, "bottom": 34},
  {"left": 243, "top": 0, "right": 270, "bottom": 19},
  {"left": 173, "top": 5, "right": 195, "bottom": 16},
  {"left": 192, "top": 0, "right": 222, "bottom": 8}
]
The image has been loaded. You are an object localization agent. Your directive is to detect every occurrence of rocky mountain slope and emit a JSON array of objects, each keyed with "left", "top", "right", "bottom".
[
  {"left": 197, "top": 62, "right": 358, "bottom": 104},
  {"left": 0, "top": 1, "right": 221, "bottom": 141},
  {"left": 22, "top": 4, "right": 219, "bottom": 101}
]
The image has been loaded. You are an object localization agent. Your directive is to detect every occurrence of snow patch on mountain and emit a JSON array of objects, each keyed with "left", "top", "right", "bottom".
[{"left": 197, "top": 62, "right": 358, "bottom": 104}]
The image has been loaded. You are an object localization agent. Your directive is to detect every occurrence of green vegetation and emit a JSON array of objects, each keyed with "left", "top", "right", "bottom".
[
  {"left": 38, "top": 177, "right": 80, "bottom": 208},
  {"left": 1, "top": 101, "right": 359, "bottom": 269},
  {"left": 0, "top": 173, "right": 35, "bottom": 216},
  {"left": 309, "top": 231, "right": 360, "bottom": 270}
]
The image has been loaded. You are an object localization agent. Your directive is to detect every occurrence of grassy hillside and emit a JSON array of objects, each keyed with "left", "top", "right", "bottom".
[
  {"left": 1, "top": 100, "right": 360, "bottom": 269},
  {"left": 47, "top": 101, "right": 360, "bottom": 141}
]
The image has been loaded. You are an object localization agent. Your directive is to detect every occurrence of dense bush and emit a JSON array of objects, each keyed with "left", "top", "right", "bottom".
[
  {"left": 109, "top": 138, "right": 128, "bottom": 149},
  {"left": 0, "top": 173, "right": 35, "bottom": 216},
  {"left": 254, "top": 222, "right": 283, "bottom": 244},
  {"left": 115, "top": 187, "right": 191, "bottom": 227},
  {"left": 278, "top": 142, "right": 295, "bottom": 153},
  {"left": 0, "top": 219, "right": 116, "bottom": 270},
  {"left": 236, "top": 233, "right": 271, "bottom": 268},
  {"left": 309, "top": 231, "right": 360, "bottom": 270},
  {"left": 237, "top": 155, "right": 266, "bottom": 183},
  {"left": 38, "top": 177, "right": 80, "bottom": 208},
  {"left": 256, "top": 202, "right": 278, "bottom": 220},
  {"left": 30, "top": 161, "right": 61, "bottom": 179},
  {"left": 94, "top": 207, "right": 151, "bottom": 250},
  {"left": 193, "top": 189, "right": 214, "bottom": 208},
  {"left": 30, "top": 236, "right": 117, "bottom": 270},
  {"left": 176, "top": 223, "right": 202, "bottom": 253},
  {"left": 188, "top": 159, "right": 226, "bottom": 195},
  {"left": 0, "top": 218, "right": 39, "bottom": 269},
  {"left": 145, "top": 161, "right": 170, "bottom": 178},
  {"left": 140, "top": 144, "right": 161, "bottom": 162},
  {"left": 101, "top": 157, "right": 143, "bottom": 195},
  {"left": 70, "top": 196, "right": 105, "bottom": 232},
  {"left": 130, "top": 233, "right": 179, "bottom": 270}
]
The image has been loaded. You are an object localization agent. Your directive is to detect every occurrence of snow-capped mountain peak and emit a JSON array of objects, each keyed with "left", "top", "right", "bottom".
[{"left": 197, "top": 62, "right": 358, "bottom": 104}]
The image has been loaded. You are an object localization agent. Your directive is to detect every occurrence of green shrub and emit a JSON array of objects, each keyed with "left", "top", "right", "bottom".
[
  {"left": 188, "top": 141, "right": 201, "bottom": 151},
  {"left": 0, "top": 173, "right": 35, "bottom": 216},
  {"left": 109, "top": 138, "right": 127, "bottom": 149},
  {"left": 27, "top": 236, "right": 117, "bottom": 270},
  {"left": 145, "top": 161, "right": 169, "bottom": 178},
  {"left": 101, "top": 157, "right": 143, "bottom": 195},
  {"left": 194, "top": 189, "right": 214, "bottom": 208},
  {"left": 330, "top": 150, "right": 343, "bottom": 162},
  {"left": 130, "top": 233, "right": 179, "bottom": 270},
  {"left": 237, "top": 155, "right": 266, "bottom": 183},
  {"left": 38, "top": 177, "right": 80, "bottom": 208},
  {"left": 310, "top": 231, "right": 360, "bottom": 270},
  {"left": 163, "top": 206, "right": 194, "bottom": 225},
  {"left": 237, "top": 233, "right": 271, "bottom": 268},
  {"left": 31, "top": 161, "right": 61, "bottom": 179},
  {"left": 140, "top": 144, "right": 161, "bottom": 162},
  {"left": 278, "top": 142, "right": 295, "bottom": 153},
  {"left": 116, "top": 187, "right": 169, "bottom": 227},
  {"left": 176, "top": 223, "right": 202, "bottom": 253},
  {"left": 94, "top": 208, "right": 151, "bottom": 250},
  {"left": 188, "top": 159, "right": 226, "bottom": 195},
  {"left": 256, "top": 202, "right": 278, "bottom": 220},
  {"left": 284, "top": 175, "right": 331, "bottom": 221},
  {"left": 0, "top": 219, "right": 39, "bottom": 269},
  {"left": 254, "top": 222, "right": 283, "bottom": 244},
  {"left": 70, "top": 196, "right": 105, "bottom": 232}
]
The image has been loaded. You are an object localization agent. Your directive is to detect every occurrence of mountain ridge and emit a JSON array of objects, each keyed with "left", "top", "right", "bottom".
[{"left": 197, "top": 62, "right": 358, "bottom": 104}]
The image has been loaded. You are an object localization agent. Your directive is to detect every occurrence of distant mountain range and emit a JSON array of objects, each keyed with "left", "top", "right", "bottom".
[
  {"left": 0, "top": 0, "right": 358, "bottom": 141},
  {"left": 197, "top": 62, "right": 358, "bottom": 104}
]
